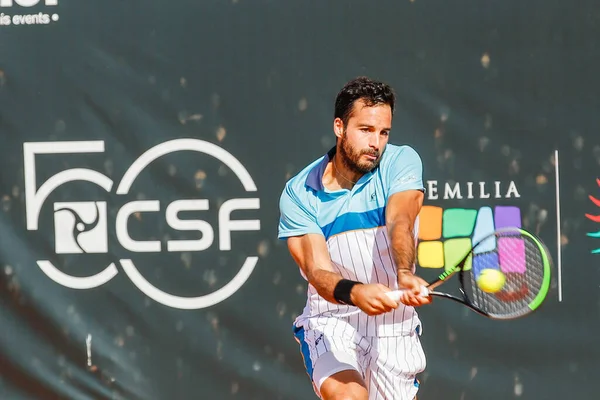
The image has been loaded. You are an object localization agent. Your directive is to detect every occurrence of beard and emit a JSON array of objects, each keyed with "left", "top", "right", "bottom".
[{"left": 338, "top": 132, "right": 384, "bottom": 174}]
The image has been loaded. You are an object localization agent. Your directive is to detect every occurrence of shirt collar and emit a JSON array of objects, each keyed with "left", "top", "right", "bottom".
[
  {"left": 305, "top": 146, "right": 377, "bottom": 191},
  {"left": 305, "top": 147, "right": 335, "bottom": 191}
]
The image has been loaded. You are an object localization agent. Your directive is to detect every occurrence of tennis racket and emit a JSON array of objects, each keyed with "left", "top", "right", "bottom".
[{"left": 386, "top": 227, "right": 552, "bottom": 320}]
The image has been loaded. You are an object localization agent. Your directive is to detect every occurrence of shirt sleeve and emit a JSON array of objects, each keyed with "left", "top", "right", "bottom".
[
  {"left": 387, "top": 146, "right": 425, "bottom": 197},
  {"left": 278, "top": 183, "right": 323, "bottom": 239}
]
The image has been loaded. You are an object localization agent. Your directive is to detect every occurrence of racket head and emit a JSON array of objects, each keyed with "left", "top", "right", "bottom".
[{"left": 455, "top": 227, "right": 552, "bottom": 320}]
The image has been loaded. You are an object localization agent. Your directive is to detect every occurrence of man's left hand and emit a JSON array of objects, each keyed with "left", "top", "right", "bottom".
[{"left": 397, "top": 271, "right": 432, "bottom": 307}]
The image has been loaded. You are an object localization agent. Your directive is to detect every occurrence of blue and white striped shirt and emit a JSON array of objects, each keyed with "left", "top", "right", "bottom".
[{"left": 279, "top": 143, "right": 425, "bottom": 337}]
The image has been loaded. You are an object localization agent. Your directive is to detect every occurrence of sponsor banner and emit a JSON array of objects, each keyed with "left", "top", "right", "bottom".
[
  {"left": 0, "top": 0, "right": 59, "bottom": 26},
  {"left": 23, "top": 139, "right": 261, "bottom": 309},
  {"left": 417, "top": 180, "right": 522, "bottom": 271}
]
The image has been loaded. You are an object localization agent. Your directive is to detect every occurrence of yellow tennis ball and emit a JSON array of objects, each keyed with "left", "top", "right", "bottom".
[{"left": 476, "top": 269, "right": 506, "bottom": 293}]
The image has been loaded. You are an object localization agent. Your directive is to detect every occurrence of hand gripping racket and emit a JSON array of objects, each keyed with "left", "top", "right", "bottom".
[{"left": 386, "top": 227, "right": 552, "bottom": 320}]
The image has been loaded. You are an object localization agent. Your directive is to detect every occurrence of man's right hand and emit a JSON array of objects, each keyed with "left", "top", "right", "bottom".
[{"left": 349, "top": 283, "right": 399, "bottom": 316}]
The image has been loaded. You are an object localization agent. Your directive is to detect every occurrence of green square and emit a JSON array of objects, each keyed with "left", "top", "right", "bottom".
[
  {"left": 442, "top": 208, "right": 477, "bottom": 238},
  {"left": 444, "top": 238, "right": 472, "bottom": 272}
]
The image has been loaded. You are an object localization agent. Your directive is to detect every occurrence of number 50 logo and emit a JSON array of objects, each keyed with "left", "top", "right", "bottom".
[{"left": 24, "top": 139, "right": 260, "bottom": 309}]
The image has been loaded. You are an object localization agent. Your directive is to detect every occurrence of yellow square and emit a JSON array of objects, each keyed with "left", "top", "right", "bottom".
[{"left": 417, "top": 241, "right": 444, "bottom": 268}]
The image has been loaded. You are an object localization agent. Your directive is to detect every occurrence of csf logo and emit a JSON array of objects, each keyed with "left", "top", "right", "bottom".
[{"left": 24, "top": 139, "right": 260, "bottom": 309}]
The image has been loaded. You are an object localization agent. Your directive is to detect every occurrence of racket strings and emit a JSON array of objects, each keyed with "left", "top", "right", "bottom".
[{"left": 464, "top": 231, "right": 546, "bottom": 319}]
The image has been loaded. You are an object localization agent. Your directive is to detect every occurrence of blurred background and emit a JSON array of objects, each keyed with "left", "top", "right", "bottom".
[{"left": 1, "top": 0, "right": 599, "bottom": 398}]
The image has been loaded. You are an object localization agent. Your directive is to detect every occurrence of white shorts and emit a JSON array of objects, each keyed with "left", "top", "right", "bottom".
[{"left": 293, "top": 320, "right": 426, "bottom": 400}]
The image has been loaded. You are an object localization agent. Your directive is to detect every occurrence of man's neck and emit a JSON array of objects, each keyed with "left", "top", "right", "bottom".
[{"left": 322, "top": 154, "right": 363, "bottom": 191}]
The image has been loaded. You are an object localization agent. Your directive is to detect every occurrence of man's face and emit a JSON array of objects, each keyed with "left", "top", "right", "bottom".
[{"left": 336, "top": 100, "right": 392, "bottom": 174}]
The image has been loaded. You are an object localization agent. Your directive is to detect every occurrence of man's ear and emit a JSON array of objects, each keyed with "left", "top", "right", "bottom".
[{"left": 333, "top": 118, "right": 344, "bottom": 139}]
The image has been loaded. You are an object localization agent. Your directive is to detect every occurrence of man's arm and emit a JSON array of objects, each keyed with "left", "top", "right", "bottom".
[
  {"left": 386, "top": 189, "right": 423, "bottom": 273},
  {"left": 286, "top": 233, "right": 342, "bottom": 304},
  {"left": 286, "top": 233, "right": 399, "bottom": 316},
  {"left": 386, "top": 189, "right": 431, "bottom": 306}
]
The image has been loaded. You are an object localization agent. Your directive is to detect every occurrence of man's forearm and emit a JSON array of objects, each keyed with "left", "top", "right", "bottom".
[
  {"left": 308, "top": 268, "right": 349, "bottom": 304},
  {"left": 287, "top": 236, "right": 360, "bottom": 306},
  {"left": 389, "top": 221, "right": 416, "bottom": 275},
  {"left": 307, "top": 268, "right": 366, "bottom": 306}
]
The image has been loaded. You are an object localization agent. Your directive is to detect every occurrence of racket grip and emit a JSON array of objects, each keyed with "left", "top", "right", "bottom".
[{"left": 385, "top": 286, "right": 430, "bottom": 302}]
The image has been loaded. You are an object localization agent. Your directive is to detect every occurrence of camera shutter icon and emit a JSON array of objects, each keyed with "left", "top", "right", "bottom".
[{"left": 54, "top": 201, "right": 108, "bottom": 254}]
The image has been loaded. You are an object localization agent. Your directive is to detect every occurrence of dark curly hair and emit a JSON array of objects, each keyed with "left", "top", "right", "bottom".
[{"left": 334, "top": 76, "right": 396, "bottom": 126}]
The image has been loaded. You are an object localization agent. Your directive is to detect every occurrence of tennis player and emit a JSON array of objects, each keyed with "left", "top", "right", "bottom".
[{"left": 278, "top": 76, "right": 431, "bottom": 400}]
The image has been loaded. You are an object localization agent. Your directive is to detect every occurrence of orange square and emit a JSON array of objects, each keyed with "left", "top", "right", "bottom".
[{"left": 418, "top": 206, "right": 443, "bottom": 240}]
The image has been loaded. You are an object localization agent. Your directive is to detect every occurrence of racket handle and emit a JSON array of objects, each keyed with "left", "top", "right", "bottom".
[{"left": 385, "top": 286, "right": 430, "bottom": 302}]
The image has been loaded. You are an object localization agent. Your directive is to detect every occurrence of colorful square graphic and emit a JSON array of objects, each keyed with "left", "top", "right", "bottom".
[{"left": 416, "top": 205, "right": 522, "bottom": 270}]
